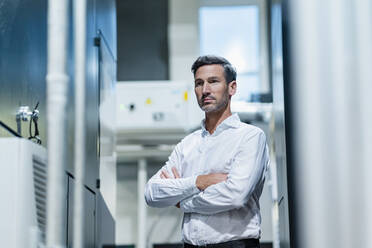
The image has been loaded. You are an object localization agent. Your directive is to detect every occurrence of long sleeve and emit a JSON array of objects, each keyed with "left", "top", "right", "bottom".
[
  {"left": 180, "top": 130, "right": 269, "bottom": 215},
  {"left": 144, "top": 143, "right": 200, "bottom": 208}
]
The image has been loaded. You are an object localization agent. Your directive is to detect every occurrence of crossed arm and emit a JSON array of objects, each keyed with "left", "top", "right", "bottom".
[
  {"left": 144, "top": 160, "right": 227, "bottom": 208},
  {"left": 160, "top": 168, "right": 228, "bottom": 208},
  {"left": 144, "top": 131, "right": 269, "bottom": 214}
]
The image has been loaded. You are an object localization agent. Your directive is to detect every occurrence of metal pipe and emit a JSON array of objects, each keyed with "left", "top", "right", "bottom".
[
  {"left": 288, "top": 2, "right": 326, "bottom": 246},
  {"left": 138, "top": 158, "right": 147, "bottom": 248},
  {"left": 354, "top": 1, "right": 372, "bottom": 247},
  {"left": 46, "top": 0, "right": 69, "bottom": 246},
  {"left": 327, "top": 1, "right": 354, "bottom": 246},
  {"left": 73, "top": 0, "right": 87, "bottom": 247}
]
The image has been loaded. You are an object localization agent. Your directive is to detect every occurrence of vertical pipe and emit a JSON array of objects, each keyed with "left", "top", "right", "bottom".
[
  {"left": 138, "top": 158, "right": 147, "bottom": 248},
  {"left": 288, "top": 1, "right": 330, "bottom": 247},
  {"left": 327, "top": 1, "right": 354, "bottom": 246},
  {"left": 73, "top": 0, "right": 87, "bottom": 247},
  {"left": 46, "top": 0, "right": 69, "bottom": 247},
  {"left": 354, "top": 1, "right": 372, "bottom": 247}
]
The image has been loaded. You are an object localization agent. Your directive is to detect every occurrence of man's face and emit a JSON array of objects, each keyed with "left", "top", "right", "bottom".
[{"left": 194, "top": 64, "right": 236, "bottom": 113}]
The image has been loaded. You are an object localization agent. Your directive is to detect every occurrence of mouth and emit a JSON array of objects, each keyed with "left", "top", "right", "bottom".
[{"left": 202, "top": 97, "right": 215, "bottom": 104}]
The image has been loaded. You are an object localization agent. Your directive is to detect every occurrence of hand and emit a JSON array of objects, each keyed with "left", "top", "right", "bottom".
[
  {"left": 196, "top": 173, "right": 228, "bottom": 191},
  {"left": 160, "top": 167, "right": 181, "bottom": 208},
  {"left": 160, "top": 167, "right": 180, "bottom": 179}
]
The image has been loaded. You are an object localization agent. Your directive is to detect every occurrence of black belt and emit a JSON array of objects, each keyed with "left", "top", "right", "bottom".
[{"left": 184, "top": 238, "right": 260, "bottom": 248}]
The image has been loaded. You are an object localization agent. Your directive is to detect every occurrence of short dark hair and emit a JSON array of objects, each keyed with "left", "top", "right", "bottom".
[{"left": 191, "top": 55, "right": 237, "bottom": 83}]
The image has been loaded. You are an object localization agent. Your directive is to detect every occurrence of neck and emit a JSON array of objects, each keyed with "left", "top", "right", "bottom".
[{"left": 205, "top": 103, "right": 232, "bottom": 134}]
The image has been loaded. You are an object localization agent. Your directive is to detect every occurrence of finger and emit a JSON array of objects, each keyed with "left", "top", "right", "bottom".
[
  {"left": 162, "top": 170, "right": 171, "bottom": 178},
  {"left": 160, "top": 171, "right": 168, "bottom": 179},
  {"left": 172, "top": 167, "right": 180, "bottom": 178}
]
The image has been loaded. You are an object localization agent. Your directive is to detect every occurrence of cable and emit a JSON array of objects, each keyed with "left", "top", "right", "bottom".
[
  {"left": 28, "top": 101, "right": 42, "bottom": 145},
  {"left": 0, "top": 120, "right": 22, "bottom": 138}
]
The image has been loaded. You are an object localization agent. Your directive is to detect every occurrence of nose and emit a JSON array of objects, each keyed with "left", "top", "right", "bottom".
[{"left": 202, "top": 82, "right": 211, "bottom": 94}]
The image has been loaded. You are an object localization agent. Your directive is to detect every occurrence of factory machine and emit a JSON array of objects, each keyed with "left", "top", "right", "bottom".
[
  {"left": 116, "top": 81, "right": 204, "bottom": 146},
  {"left": 0, "top": 138, "right": 48, "bottom": 247}
]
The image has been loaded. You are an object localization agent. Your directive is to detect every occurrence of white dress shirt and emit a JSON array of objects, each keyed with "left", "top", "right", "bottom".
[{"left": 145, "top": 114, "right": 269, "bottom": 246}]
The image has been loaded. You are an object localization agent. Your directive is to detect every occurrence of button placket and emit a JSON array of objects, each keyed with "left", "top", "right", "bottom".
[{"left": 198, "top": 134, "right": 209, "bottom": 174}]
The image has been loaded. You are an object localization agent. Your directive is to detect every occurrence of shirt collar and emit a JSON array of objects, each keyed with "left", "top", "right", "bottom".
[{"left": 201, "top": 113, "right": 241, "bottom": 135}]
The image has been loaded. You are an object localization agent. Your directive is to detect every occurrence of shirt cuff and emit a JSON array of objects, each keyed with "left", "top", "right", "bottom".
[
  {"left": 185, "top": 175, "right": 200, "bottom": 196},
  {"left": 180, "top": 176, "right": 200, "bottom": 212}
]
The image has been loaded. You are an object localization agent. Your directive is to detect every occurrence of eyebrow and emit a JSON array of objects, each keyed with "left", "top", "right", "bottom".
[
  {"left": 194, "top": 76, "right": 221, "bottom": 82},
  {"left": 207, "top": 76, "right": 220, "bottom": 81}
]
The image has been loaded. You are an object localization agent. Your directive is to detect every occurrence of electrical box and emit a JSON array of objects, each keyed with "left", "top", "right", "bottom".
[
  {"left": 0, "top": 138, "right": 48, "bottom": 247},
  {"left": 116, "top": 81, "right": 203, "bottom": 144}
]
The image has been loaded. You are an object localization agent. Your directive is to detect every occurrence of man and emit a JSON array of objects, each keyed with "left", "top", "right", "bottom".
[{"left": 145, "top": 55, "right": 269, "bottom": 248}]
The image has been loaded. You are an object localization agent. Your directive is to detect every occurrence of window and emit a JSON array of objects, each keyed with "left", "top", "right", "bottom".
[{"left": 199, "top": 2, "right": 265, "bottom": 102}]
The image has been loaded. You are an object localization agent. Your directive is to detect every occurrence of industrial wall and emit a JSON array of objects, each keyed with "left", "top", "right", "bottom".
[{"left": 0, "top": 0, "right": 117, "bottom": 246}]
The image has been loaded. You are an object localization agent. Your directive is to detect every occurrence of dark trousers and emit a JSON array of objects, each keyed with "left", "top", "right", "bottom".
[{"left": 184, "top": 239, "right": 260, "bottom": 248}]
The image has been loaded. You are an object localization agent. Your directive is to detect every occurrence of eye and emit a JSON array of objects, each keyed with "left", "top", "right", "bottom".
[
  {"left": 208, "top": 78, "right": 220, "bottom": 84},
  {"left": 195, "top": 81, "right": 203, "bottom": 87}
]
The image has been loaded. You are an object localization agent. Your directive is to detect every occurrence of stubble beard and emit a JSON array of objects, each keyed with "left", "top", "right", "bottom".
[{"left": 198, "top": 90, "right": 230, "bottom": 113}]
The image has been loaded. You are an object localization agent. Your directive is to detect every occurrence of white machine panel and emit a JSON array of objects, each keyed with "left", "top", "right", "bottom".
[
  {"left": 0, "top": 138, "right": 47, "bottom": 247},
  {"left": 116, "top": 81, "right": 203, "bottom": 143}
]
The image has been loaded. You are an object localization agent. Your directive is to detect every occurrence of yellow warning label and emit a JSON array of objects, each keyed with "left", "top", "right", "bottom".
[
  {"left": 184, "top": 91, "right": 188, "bottom": 101},
  {"left": 146, "top": 98, "right": 152, "bottom": 105}
]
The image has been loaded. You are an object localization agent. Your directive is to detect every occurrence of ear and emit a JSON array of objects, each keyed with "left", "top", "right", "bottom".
[{"left": 228, "top": 81, "right": 237, "bottom": 96}]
